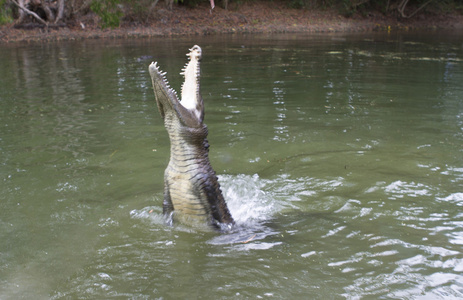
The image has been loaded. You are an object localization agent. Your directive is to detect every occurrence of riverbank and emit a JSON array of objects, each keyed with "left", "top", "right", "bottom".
[{"left": 1, "top": 1, "right": 463, "bottom": 43}]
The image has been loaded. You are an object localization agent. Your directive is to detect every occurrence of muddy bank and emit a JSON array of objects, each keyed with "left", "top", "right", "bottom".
[{"left": 1, "top": 1, "right": 463, "bottom": 43}]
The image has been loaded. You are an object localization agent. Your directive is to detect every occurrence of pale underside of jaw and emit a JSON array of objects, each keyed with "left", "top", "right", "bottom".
[{"left": 180, "top": 51, "right": 201, "bottom": 112}]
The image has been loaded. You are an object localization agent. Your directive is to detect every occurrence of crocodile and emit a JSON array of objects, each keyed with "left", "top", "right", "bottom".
[{"left": 148, "top": 45, "right": 234, "bottom": 230}]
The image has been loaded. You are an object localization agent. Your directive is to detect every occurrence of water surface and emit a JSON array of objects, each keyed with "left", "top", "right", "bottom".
[{"left": 1, "top": 32, "right": 463, "bottom": 299}]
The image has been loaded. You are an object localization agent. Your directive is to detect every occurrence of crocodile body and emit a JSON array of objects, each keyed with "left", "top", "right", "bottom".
[{"left": 149, "top": 45, "right": 234, "bottom": 230}]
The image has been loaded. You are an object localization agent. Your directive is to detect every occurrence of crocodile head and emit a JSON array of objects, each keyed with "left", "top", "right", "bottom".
[{"left": 148, "top": 45, "right": 204, "bottom": 128}]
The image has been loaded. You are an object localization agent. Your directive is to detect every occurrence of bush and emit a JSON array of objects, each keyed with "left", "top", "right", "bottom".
[
  {"left": 0, "top": 0, "right": 14, "bottom": 25},
  {"left": 90, "top": 0, "right": 124, "bottom": 28},
  {"left": 122, "top": 0, "right": 159, "bottom": 23}
]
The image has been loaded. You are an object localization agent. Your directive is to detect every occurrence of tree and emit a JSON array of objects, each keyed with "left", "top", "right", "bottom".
[
  {"left": 396, "top": 0, "right": 435, "bottom": 18},
  {"left": 10, "top": 0, "right": 66, "bottom": 25}
]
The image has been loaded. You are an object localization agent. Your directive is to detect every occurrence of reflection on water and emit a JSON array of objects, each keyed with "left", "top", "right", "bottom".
[{"left": 1, "top": 33, "right": 463, "bottom": 299}]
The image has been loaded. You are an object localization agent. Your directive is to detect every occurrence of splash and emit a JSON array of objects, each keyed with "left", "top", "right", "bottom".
[
  {"left": 129, "top": 174, "right": 282, "bottom": 245},
  {"left": 206, "top": 174, "right": 280, "bottom": 245},
  {"left": 219, "top": 174, "right": 277, "bottom": 226}
]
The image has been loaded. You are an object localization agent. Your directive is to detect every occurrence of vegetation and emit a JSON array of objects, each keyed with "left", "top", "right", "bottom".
[
  {"left": 1, "top": 0, "right": 462, "bottom": 28},
  {"left": 0, "top": 0, "right": 14, "bottom": 25},
  {"left": 90, "top": 0, "right": 124, "bottom": 28},
  {"left": 339, "top": 0, "right": 463, "bottom": 18}
]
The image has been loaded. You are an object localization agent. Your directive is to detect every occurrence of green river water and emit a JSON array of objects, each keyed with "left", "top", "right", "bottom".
[{"left": 1, "top": 32, "right": 463, "bottom": 299}]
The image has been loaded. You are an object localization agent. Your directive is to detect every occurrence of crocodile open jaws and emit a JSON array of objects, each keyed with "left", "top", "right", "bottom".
[{"left": 149, "top": 45, "right": 234, "bottom": 231}]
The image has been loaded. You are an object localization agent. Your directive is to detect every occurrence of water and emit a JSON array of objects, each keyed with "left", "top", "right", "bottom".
[{"left": 1, "top": 32, "right": 462, "bottom": 299}]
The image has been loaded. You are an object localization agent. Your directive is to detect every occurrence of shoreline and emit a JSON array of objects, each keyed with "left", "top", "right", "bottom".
[{"left": 1, "top": 2, "right": 463, "bottom": 43}]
